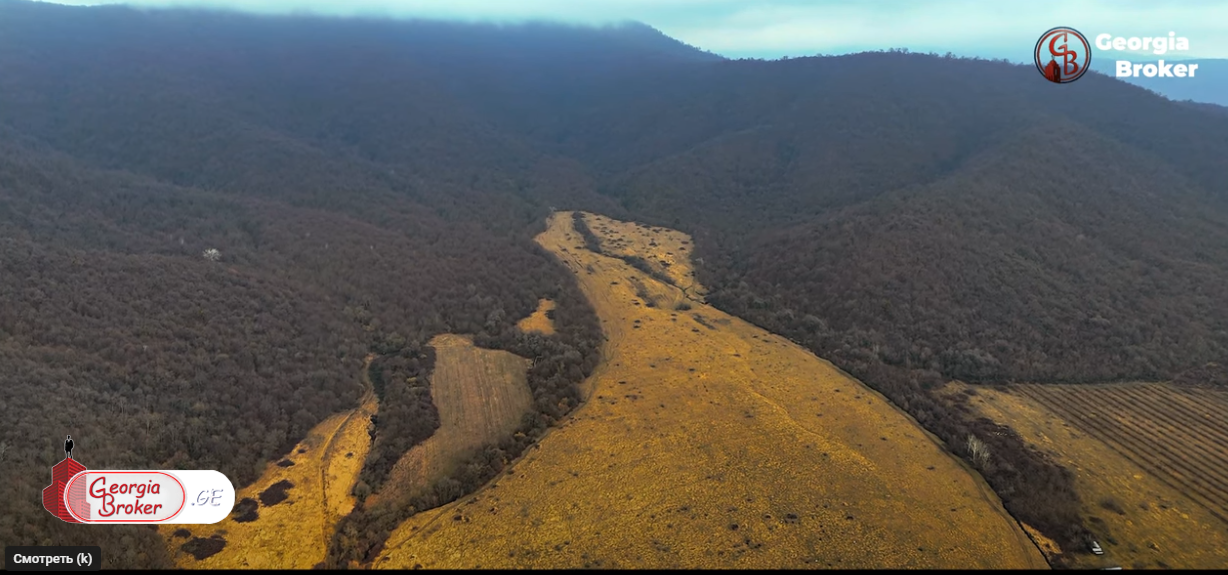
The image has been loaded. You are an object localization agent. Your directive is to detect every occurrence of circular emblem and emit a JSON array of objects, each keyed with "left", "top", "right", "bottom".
[{"left": 1035, "top": 27, "right": 1092, "bottom": 83}]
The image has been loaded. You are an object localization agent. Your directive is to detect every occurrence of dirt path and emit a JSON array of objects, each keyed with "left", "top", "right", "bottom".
[
  {"left": 164, "top": 357, "right": 378, "bottom": 569},
  {"left": 320, "top": 354, "right": 377, "bottom": 540}
]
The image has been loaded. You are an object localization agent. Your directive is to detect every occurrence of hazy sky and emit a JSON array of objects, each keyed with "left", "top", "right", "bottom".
[{"left": 43, "top": 0, "right": 1228, "bottom": 60}]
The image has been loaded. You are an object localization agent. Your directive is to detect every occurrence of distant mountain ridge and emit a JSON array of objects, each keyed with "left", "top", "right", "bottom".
[
  {"left": 1090, "top": 58, "right": 1228, "bottom": 105},
  {"left": 1181, "top": 100, "right": 1228, "bottom": 115}
]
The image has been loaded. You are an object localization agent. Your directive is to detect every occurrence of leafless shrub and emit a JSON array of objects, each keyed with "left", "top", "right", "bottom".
[
  {"left": 967, "top": 434, "right": 993, "bottom": 471},
  {"left": 1099, "top": 496, "right": 1127, "bottom": 516}
]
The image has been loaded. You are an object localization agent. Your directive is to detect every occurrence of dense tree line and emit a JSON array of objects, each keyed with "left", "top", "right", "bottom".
[
  {"left": 572, "top": 211, "right": 604, "bottom": 253},
  {"left": 1172, "top": 362, "right": 1228, "bottom": 389},
  {"left": 359, "top": 346, "right": 440, "bottom": 496},
  {"left": 1180, "top": 101, "right": 1228, "bottom": 117},
  {"left": 696, "top": 123, "right": 1228, "bottom": 383}
]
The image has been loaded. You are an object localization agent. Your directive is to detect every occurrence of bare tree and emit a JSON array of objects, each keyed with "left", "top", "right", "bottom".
[
  {"left": 202, "top": 248, "right": 221, "bottom": 262},
  {"left": 967, "top": 434, "right": 993, "bottom": 471}
]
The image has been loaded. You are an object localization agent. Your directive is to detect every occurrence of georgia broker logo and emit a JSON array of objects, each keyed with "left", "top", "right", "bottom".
[
  {"left": 1035, "top": 27, "right": 1092, "bottom": 83},
  {"left": 42, "top": 434, "right": 236, "bottom": 524},
  {"left": 65, "top": 471, "right": 187, "bottom": 523},
  {"left": 1098, "top": 33, "right": 1198, "bottom": 78}
]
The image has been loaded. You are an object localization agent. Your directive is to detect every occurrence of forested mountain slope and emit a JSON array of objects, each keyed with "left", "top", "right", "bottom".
[
  {"left": 460, "top": 50, "right": 1228, "bottom": 385},
  {"left": 0, "top": 2, "right": 618, "bottom": 567},
  {"left": 719, "top": 121, "right": 1228, "bottom": 383},
  {"left": 3, "top": 0, "right": 1228, "bottom": 567}
]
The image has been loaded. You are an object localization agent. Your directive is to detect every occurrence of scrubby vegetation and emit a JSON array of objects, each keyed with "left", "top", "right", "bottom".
[
  {"left": 573, "top": 211, "right": 606, "bottom": 255},
  {"left": 574, "top": 213, "right": 680, "bottom": 288},
  {"left": 258, "top": 480, "right": 295, "bottom": 507},
  {"left": 180, "top": 535, "right": 227, "bottom": 561}
]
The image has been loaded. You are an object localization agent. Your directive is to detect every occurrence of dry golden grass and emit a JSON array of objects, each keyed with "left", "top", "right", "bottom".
[
  {"left": 582, "top": 212, "right": 706, "bottom": 300},
  {"left": 949, "top": 381, "right": 1228, "bottom": 569},
  {"left": 368, "top": 334, "right": 532, "bottom": 508},
  {"left": 516, "top": 298, "right": 556, "bottom": 335},
  {"left": 1021, "top": 522, "right": 1063, "bottom": 559},
  {"left": 325, "top": 394, "right": 379, "bottom": 524},
  {"left": 374, "top": 212, "right": 1045, "bottom": 569},
  {"left": 163, "top": 358, "right": 378, "bottom": 569}
]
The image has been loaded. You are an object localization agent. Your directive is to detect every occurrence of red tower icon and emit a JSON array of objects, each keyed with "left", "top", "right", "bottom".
[
  {"left": 43, "top": 451, "right": 89, "bottom": 522},
  {"left": 1042, "top": 59, "right": 1061, "bottom": 83}
]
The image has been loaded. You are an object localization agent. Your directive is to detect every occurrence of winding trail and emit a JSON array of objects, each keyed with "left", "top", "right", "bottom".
[{"left": 164, "top": 355, "right": 378, "bottom": 569}]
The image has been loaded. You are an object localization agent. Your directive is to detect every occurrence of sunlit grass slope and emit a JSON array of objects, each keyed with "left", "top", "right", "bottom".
[
  {"left": 375, "top": 212, "right": 1045, "bottom": 569},
  {"left": 583, "top": 212, "right": 706, "bottom": 300},
  {"left": 516, "top": 298, "right": 556, "bottom": 335}
]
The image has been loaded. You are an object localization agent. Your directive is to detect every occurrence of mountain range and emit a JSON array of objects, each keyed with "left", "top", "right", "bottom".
[{"left": 2, "top": 0, "right": 1227, "bottom": 567}]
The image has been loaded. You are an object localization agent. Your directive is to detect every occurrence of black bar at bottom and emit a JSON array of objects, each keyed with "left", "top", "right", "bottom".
[{"left": 5, "top": 547, "right": 101, "bottom": 571}]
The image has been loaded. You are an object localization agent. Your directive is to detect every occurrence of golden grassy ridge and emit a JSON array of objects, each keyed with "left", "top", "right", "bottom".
[{"left": 374, "top": 211, "right": 1045, "bottom": 569}]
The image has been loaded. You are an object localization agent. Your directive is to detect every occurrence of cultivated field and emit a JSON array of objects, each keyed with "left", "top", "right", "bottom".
[
  {"left": 516, "top": 298, "right": 556, "bottom": 335},
  {"left": 375, "top": 212, "right": 1045, "bottom": 569},
  {"left": 163, "top": 358, "right": 378, "bottom": 569},
  {"left": 951, "top": 381, "right": 1228, "bottom": 569},
  {"left": 368, "top": 334, "right": 532, "bottom": 508},
  {"left": 582, "top": 212, "right": 706, "bottom": 300}
]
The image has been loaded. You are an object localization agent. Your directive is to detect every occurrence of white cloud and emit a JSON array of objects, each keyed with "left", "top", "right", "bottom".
[
  {"left": 667, "top": 0, "right": 1228, "bottom": 60},
  {"left": 36, "top": 0, "right": 1228, "bottom": 59},
  {"left": 41, "top": 0, "right": 723, "bottom": 21}
]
